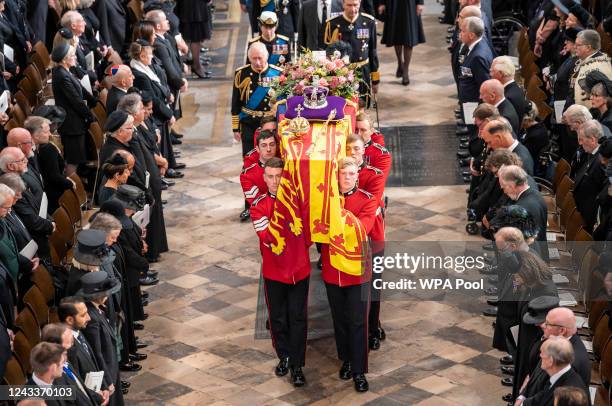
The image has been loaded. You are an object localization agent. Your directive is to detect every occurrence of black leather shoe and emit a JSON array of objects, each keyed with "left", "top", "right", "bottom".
[
  {"left": 165, "top": 169, "right": 184, "bottom": 178},
  {"left": 502, "top": 393, "right": 513, "bottom": 402},
  {"left": 121, "top": 380, "right": 131, "bottom": 389},
  {"left": 142, "top": 313, "right": 149, "bottom": 320},
  {"left": 161, "top": 183, "right": 168, "bottom": 190},
  {"left": 501, "top": 377, "right": 513, "bottom": 386},
  {"left": 133, "top": 322, "right": 144, "bottom": 330},
  {"left": 369, "top": 336, "right": 380, "bottom": 350},
  {"left": 459, "top": 141, "right": 469, "bottom": 149},
  {"left": 136, "top": 340, "right": 148, "bottom": 349},
  {"left": 173, "top": 163, "right": 186, "bottom": 170},
  {"left": 141, "top": 292, "right": 149, "bottom": 299},
  {"left": 458, "top": 158, "right": 471, "bottom": 166},
  {"left": 377, "top": 327, "right": 386, "bottom": 340},
  {"left": 119, "top": 362, "right": 142, "bottom": 372},
  {"left": 290, "top": 367, "right": 306, "bottom": 387},
  {"left": 457, "top": 150, "right": 470, "bottom": 158},
  {"left": 339, "top": 361, "right": 352, "bottom": 380},
  {"left": 486, "top": 297, "right": 499, "bottom": 306},
  {"left": 239, "top": 209, "right": 250, "bottom": 222},
  {"left": 500, "top": 355, "right": 513, "bottom": 365},
  {"left": 275, "top": 357, "right": 289, "bottom": 377},
  {"left": 172, "top": 130, "right": 184, "bottom": 139},
  {"left": 353, "top": 374, "right": 369, "bottom": 392},
  {"left": 130, "top": 353, "right": 147, "bottom": 362},
  {"left": 501, "top": 366, "right": 514, "bottom": 375},
  {"left": 459, "top": 136, "right": 469, "bottom": 143},
  {"left": 122, "top": 387, "right": 129, "bottom": 394},
  {"left": 142, "top": 298, "right": 149, "bottom": 307},
  {"left": 147, "top": 256, "right": 160, "bottom": 263},
  {"left": 456, "top": 119, "right": 466, "bottom": 126},
  {"left": 456, "top": 126, "right": 469, "bottom": 135},
  {"left": 162, "top": 178, "right": 175, "bottom": 186},
  {"left": 484, "top": 287, "right": 498, "bottom": 295},
  {"left": 482, "top": 307, "right": 497, "bottom": 317},
  {"left": 147, "top": 270, "right": 159, "bottom": 278},
  {"left": 171, "top": 137, "right": 183, "bottom": 145},
  {"left": 140, "top": 276, "right": 159, "bottom": 286}
]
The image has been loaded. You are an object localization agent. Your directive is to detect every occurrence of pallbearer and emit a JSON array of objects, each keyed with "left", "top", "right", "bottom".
[
  {"left": 250, "top": 157, "right": 311, "bottom": 388},
  {"left": 322, "top": 157, "right": 378, "bottom": 392}
]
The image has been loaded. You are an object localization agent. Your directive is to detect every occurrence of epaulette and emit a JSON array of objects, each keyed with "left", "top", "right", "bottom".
[
  {"left": 277, "top": 34, "right": 289, "bottom": 41},
  {"left": 248, "top": 36, "right": 261, "bottom": 43},
  {"left": 252, "top": 194, "right": 267, "bottom": 206},
  {"left": 358, "top": 189, "right": 374, "bottom": 198},
  {"left": 328, "top": 13, "right": 342, "bottom": 21},
  {"left": 269, "top": 64, "right": 283, "bottom": 72},
  {"left": 365, "top": 165, "right": 383, "bottom": 175},
  {"left": 372, "top": 142, "right": 389, "bottom": 154},
  {"left": 241, "top": 162, "right": 257, "bottom": 174},
  {"left": 235, "top": 64, "right": 250, "bottom": 73},
  {"left": 361, "top": 13, "right": 375, "bottom": 20}
]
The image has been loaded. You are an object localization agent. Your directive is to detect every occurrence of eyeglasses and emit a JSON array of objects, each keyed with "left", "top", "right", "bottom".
[
  {"left": 543, "top": 321, "right": 566, "bottom": 328},
  {"left": 17, "top": 141, "right": 33, "bottom": 146},
  {"left": 11, "top": 157, "right": 27, "bottom": 164}
]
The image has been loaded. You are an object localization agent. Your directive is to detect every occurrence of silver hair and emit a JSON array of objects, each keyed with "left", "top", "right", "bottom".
[
  {"left": 248, "top": 41, "right": 269, "bottom": 59},
  {"left": 0, "top": 149, "right": 20, "bottom": 172},
  {"left": 577, "top": 29, "right": 601, "bottom": 50},
  {"left": 0, "top": 184, "right": 15, "bottom": 206},
  {"left": 492, "top": 56, "right": 515, "bottom": 78},
  {"left": 499, "top": 165, "right": 528, "bottom": 186},
  {"left": 60, "top": 11, "right": 83, "bottom": 28},
  {"left": 578, "top": 119, "right": 604, "bottom": 141},
  {"left": 117, "top": 93, "right": 143, "bottom": 116},
  {"left": 463, "top": 16, "right": 484, "bottom": 38},
  {"left": 563, "top": 104, "right": 592, "bottom": 123},
  {"left": 0, "top": 173, "right": 26, "bottom": 193},
  {"left": 544, "top": 336, "right": 574, "bottom": 367}
]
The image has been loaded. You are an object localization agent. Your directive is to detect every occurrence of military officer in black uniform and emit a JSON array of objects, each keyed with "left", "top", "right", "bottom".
[
  {"left": 248, "top": 11, "right": 291, "bottom": 66},
  {"left": 232, "top": 42, "right": 281, "bottom": 221},
  {"left": 324, "top": 0, "right": 380, "bottom": 103}
]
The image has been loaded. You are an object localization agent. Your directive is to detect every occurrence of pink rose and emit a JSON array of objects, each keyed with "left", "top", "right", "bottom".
[
  {"left": 335, "top": 59, "right": 345, "bottom": 68},
  {"left": 306, "top": 66, "right": 315, "bottom": 73},
  {"left": 319, "top": 78, "right": 329, "bottom": 87},
  {"left": 330, "top": 76, "right": 340, "bottom": 88},
  {"left": 338, "top": 76, "right": 346, "bottom": 85},
  {"left": 347, "top": 73, "right": 354, "bottom": 82},
  {"left": 326, "top": 62, "right": 336, "bottom": 71},
  {"left": 279, "top": 75, "right": 287, "bottom": 84},
  {"left": 299, "top": 80, "right": 306, "bottom": 87},
  {"left": 293, "top": 84, "right": 304, "bottom": 94}
]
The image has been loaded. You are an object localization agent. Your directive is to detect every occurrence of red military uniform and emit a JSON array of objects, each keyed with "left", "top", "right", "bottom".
[
  {"left": 243, "top": 148, "right": 260, "bottom": 168},
  {"left": 250, "top": 193, "right": 310, "bottom": 369},
  {"left": 364, "top": 140, "right": 391, "bottom": 181},
  {"left": 322, "top": 188, "right": 378, "bottom": 287},
  {"left": 240, "top": 161, "right": 267, "bottom": 204},
  {"left": 370, "top": 131, "right": 385, "bottom": 147},
  {"left": 250, "top": 193, "right": 310, "bottom": 283},
  {"left": 358, "top": 163, "right": 385, "bottom": 252}
]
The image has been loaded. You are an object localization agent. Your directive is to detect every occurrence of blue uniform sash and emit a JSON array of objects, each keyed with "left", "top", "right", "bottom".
[
  {"left": 262, "top": 0, "right": 275, "bottom": 12},
  {"left": 239, "top": 67, "right": 281, "bottom": 120}
]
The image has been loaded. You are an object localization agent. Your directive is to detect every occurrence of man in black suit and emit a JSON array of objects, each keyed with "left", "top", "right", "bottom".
[
  {"left": 497, "top": 164, "right": 548, "bottom": 261},
  {"left": 515, "top": 336, "right": 588, "bottom": 406},
  {"left": 106, "top": 65, "right": 134, "bottom": 114},
  {"left": 491, "top": 56, "right": 528, "bottom": 122},
  {"left": 59, "top": 296, "right": 119, "bottom": 395},
  {"left": 90, "top": 0, "right": 127, "bottom": 54},
  {"left": 27, "top": 342, "right": 71, "bottom": 406},
  {"left": 298, "top": 0, "right": 343, "bottom": 51},
  {"left": 41, "top": 323, "right": 108, "bottom": 406},
  {"left": 457, "top": 16, "right": 493, "bottom": 107},
  {"left": 573, "top": 120, "right": 607, "bottom": 232},
  {"left": 481, "top": 118, "right": 535, "bottom": 175},
  {"left": 6, "top": 128, "right": 45, "bottom": 205},
  {"left": 0, "top": 147, "right": 54, "bottom": 260},
  {"left": 480, "top": 79, "right": 520, "bottom": 136},
  {"left": 147, "top": 9, "right": 187, "bottom": 93}
]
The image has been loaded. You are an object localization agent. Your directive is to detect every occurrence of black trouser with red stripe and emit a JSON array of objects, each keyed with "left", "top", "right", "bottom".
[
  {"left": 263, "top": 277, "right": 309, "bottom": 368},
  {"left": 369, "top": 250, "right": 384, "bottom": 337},
  {"left": 325, "top": 282, "right": 369, "bottom": 375}
]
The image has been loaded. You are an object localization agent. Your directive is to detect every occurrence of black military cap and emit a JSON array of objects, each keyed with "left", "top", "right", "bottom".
[
  {"left": 74, "top": 229, "right": 111, "bottom": 266},
  {"left": 522, "top": 296, "right": 560, "bottom": 325},
  {"left": 578, "top": 70, "right": 612, "bottom": 96},
  {"left": 115, "top": 184, "right": 146, "bottom": 212},
  {"left": 104, "top": 110, "right": 130, "bottom": 133},
  {"left": 51, "top": 43, "right": 70, "bottom": 63},
  {"left": 568, "top": 4, "right": 592, "bottom": 27}
]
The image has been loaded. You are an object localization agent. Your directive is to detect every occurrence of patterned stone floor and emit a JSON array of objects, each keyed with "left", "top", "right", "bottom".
[{"left": 123, "top": 1, "right": 511, "bottom": 405}]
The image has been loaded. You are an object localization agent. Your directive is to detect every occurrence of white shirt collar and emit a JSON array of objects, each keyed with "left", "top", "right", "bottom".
[
  {"left": 32, "top": 373, "right": 53, "bottom": 387},
  {"left": 515, "top": 185, "right": 530, "bottom": 201},
  {"left": 503, "top": 80, "right": 515, "bottom": 88},
  {"left": 468, "top": 37, "right": 483, "bottom": 53},
  {"left": 549, "top": 364, "right": 572, "bottom": 387},
  {"left": 494, "top": 97, "right": 506, "bottom": 108},
  {"left": 592, "top": 146, "right": 600, "bottom": 155},
  {"left": 71, "top": 329, "right": 80, "bottom": 340},
  {"left": 508, "top": 139, "right": 519, "bottom": 151}
]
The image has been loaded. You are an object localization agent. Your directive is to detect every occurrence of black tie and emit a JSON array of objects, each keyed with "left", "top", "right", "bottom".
[
  {"left": 76, "top": 334, "right": 91, "bottom": 357},
  {"left": 322, "top": 0, "right": 328, "bottom": 24}
]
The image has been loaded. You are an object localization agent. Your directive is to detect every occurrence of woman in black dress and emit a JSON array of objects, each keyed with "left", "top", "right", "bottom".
[
  {"left": 379, "top": 0, "right": 426, "bottom": 85},
  {"left": 175, "top": 0, "right": 212, "bottom": 78}
]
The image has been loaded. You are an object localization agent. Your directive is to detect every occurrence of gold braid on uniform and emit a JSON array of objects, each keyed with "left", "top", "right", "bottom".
[
  {"left": 235, "top": 73, "right": 252, "bottom": 103},
  {"left": 324, "top": 24, "right": 340, "bottom": 46}
]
